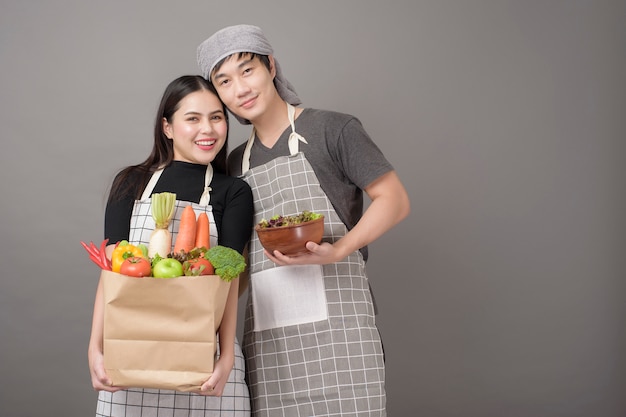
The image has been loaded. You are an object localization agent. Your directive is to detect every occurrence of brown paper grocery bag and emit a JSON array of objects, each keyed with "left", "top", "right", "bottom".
[{"left": 101, "top": 270, "right": 232, "bottom": 392}]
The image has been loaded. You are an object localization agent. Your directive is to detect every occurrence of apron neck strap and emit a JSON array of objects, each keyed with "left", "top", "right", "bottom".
[
  {"left": 241, "top": 103, "right": 308, "bottom": 174},
  {"left": 140, "top": 168, "right": 164, "bottom": 200},
  {"left": 287, "top": 103, "right": 308, "bottom": 155}
]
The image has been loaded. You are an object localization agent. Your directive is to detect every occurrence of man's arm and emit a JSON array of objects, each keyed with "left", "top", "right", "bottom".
[{"left": 266, "top": 170, "right": 410, "bottom": 265}]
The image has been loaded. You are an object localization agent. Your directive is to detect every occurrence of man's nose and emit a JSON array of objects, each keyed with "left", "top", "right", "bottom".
[{"left": 233, "top": 78, "right": 251, "bottom": 97}]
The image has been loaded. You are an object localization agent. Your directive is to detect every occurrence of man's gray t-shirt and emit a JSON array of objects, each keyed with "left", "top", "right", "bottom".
[{"left": 227, "top": 108, "right": 394, "bottom": 261}]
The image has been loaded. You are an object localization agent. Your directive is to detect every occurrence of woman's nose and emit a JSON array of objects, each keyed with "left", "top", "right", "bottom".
[{"left": 200, "top": 118, "right": 213, "bottom": 133}]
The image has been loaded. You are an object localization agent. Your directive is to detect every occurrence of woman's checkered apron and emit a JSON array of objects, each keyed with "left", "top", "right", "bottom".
[
  {"left": 96, "top": 166, "right": 250, "bottom": 417},
  {"left": 240, "top": 105, "right": 386, "bottom": 417}
]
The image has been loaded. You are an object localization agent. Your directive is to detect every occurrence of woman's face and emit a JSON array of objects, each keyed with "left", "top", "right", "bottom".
[{"left": 163, "top": 89, "right": 227, "bottom": 165}]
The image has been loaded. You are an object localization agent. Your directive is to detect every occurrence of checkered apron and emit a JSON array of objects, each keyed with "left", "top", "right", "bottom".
[
  {"left": 96, "top": 165, "right": 251, "bottom": 417},
  {"left": 240, "top": 105, "right": 386, "bottom": 417}
]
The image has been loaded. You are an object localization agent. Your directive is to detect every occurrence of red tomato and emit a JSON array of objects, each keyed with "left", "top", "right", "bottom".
[
  {"left": 120, "top": 256, "right": 152, "bottom": 277},
  {"left": 184, "top": 258, "right": 215, "bottom": 276}
]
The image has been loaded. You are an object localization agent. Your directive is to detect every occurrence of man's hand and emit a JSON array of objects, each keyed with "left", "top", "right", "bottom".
[{"left": 264, "top": 241, "right": 346, "bottom": 266}]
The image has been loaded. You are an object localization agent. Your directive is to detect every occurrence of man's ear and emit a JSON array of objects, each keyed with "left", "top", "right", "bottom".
[
  {"left": 163, "top": 117, "right": 173, "bottom": 139},
  {"left": 268, "top": 55, "right": 277, "bottom": 79}
]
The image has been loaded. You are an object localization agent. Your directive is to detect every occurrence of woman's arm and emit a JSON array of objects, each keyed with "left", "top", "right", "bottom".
[
  {"left": 105, "top": 170, "right": 140, "bottom": 244},
  {"left": 238, "top": 245, "right": 250, "bottom": 296},
  {"left": 197, "top": 178, "right": 254, "bottom": 394},
  {"left": 87, "top": 253, "right": 123, "bottom": 392},
  {"left": 218, "top": 179, "right": 254, "bottom": 254},
  {"left": 218, "top": 178, "right": 254, "bottom": 296},
  {"left": 199, "top": 276, "right": 239, "bottom": 396},
  {"left": 90, "top": 168, "right": 135, "bottom": 392}
]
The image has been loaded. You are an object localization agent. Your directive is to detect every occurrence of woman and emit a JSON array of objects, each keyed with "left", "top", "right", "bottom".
[{"left": 88, "top": 75, "right": 253, "bottom": 416}]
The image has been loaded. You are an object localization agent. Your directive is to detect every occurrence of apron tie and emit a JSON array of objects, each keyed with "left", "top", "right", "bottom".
[{"left": 198, "top": 164, "right": 214, "bottom": 206}]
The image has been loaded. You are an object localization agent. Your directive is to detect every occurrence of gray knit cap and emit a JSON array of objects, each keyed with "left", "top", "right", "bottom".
[{"left": 197, "top": 24, "right": 301, "bottom": 124}]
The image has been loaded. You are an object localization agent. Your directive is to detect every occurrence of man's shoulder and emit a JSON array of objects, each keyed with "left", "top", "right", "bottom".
[
  {"left": 303, "top": 107, "right": 356, "bottom": 121},
  {"left": 300, "top": 108, "right": 361, "bottom": 132}
]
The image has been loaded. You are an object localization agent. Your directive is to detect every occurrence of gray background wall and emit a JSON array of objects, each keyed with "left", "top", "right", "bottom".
[{"left": 1, "top": 1, "right": 624, "bottom": 416}]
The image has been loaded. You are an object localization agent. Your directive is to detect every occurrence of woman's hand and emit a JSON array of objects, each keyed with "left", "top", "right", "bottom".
[
  {"left": 88, "top": 347, "right": 122, "bottom": 392},
  {"left": 88, "top": 276, "right": 122, "bottom": 393},
  {"left": 196, "top": 354, "right": 235, "bottom": 396}
]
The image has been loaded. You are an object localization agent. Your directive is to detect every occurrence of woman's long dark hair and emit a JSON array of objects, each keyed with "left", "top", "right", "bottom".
[{"left": 108, "top": 76, "right": 229, "bottom": 202}]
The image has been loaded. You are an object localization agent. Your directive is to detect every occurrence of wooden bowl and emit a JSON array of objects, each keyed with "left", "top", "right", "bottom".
[{"left": 255, "top": 216, "right": 324, "bottom": 256}]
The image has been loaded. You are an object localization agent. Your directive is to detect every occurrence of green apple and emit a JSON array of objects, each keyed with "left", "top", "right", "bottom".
[{"left": 152, "top": 258, "right": 183, "bottom": 278}]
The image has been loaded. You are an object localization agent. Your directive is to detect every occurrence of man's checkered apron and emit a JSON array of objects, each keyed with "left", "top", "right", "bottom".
[
  {"left": 96, "top": 166, "right": 250, "bottom": 417},
  {"left": 241, "top": 121, "right": 386, "bottom": 416}
]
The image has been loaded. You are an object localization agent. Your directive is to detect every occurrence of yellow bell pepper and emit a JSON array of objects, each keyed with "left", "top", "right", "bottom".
[{"left": 111, "top": 241, "right": 144, "bottom": 273}]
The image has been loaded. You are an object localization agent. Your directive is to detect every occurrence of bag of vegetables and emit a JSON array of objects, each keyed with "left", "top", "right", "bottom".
[
  {"left": 81, "top": 195, "right": 246, "bottom": 391},
  {"left": 100, "top": 269, "right": 231, "bottom": 391}
]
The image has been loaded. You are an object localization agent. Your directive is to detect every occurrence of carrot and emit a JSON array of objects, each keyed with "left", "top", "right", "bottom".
[
  {"left": 195, "top": 212, "right": 210, "bottom": 250},
  {"left": 173, "top": 205, "right": 197, "bottom": 254}
]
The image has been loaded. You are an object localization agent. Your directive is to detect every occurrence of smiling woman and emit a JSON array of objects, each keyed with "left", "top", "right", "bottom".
[
  {"left": 163, "top": 88, "right": 228, "bottom": 165},
  {"left": 88, "top": 75, "right": 254, "bottom": 416}
]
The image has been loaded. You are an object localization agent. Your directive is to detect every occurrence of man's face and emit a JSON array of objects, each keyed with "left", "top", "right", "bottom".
[{"left": 211, "top": 54, "right": 277, "bottom": 123}]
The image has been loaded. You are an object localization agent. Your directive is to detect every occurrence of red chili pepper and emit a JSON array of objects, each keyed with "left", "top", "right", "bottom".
[
  {"left": 99, "top": 238, "right": 111, "bottom": 270},
  {"left": 81, "top": 239, "right": 113, "bottom": 270},
  {"left": 81, "top": 241, "right": 99, "bottom": 258}
]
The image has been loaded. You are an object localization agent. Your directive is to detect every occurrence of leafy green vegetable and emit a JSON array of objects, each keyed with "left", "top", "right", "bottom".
[
  {"left": 257, "top": 210, "right": 323, "bottom": 228},
  {"left": 204, "top": 245, "right": 246, "bottom": 282}
]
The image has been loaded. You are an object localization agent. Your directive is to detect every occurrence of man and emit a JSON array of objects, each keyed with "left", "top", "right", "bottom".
[{"left": 198, "top": 24, "right": 410, "bottom": 417}]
